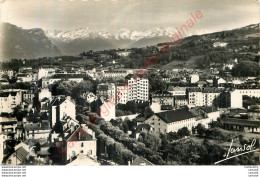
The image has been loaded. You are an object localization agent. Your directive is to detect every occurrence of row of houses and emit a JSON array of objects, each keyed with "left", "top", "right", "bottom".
[{"left": 151, "top": 86, "right": 260, "bottom": 110}]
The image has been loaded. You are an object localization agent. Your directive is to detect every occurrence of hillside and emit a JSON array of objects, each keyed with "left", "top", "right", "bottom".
[
  {"left": 0, "top": 23, "right": 61, "bottom": 60},
  {"left": 157, "top": 24, "right": 260, "bottom": 70}
]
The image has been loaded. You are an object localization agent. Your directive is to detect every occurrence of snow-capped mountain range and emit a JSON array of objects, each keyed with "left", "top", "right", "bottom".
[
  {"left": 45, "top": 27, "right": 201, "bottom": 42},
  {"left": 44, "top": 27, "right": 208, "bottom": 55},
  {"left": 2, "top": 22, "right": 257, "bottom": 60}
]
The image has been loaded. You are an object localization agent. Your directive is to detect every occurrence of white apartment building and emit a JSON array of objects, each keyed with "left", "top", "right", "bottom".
[
  {"left": 188, "top": 88, "right": 221, "bottom": 107},
  {"left": 230, "top": 88, "right": 260, "bottom": 108},
  {"left": 0, "top": 90, "right": 23, "bottom": 114},
  {"left": 116, "top": 83, "right": 128, "bottom": 104},
  {"left": 127, "top": 77, "right": 149, "bottom": 103},
  {"left": 38, "top": 67, "right": 55, "bottom": 80}
]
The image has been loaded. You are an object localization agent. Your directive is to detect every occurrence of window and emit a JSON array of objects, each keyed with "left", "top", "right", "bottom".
[
  {"left": 80, "top": 150, "right": 84, "bottom": 153},
  {"left": 81, "top": 143, "right": 84, "bottom": 147}
]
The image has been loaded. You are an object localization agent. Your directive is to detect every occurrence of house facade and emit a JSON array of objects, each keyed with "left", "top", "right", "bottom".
[{"left": 50, "top": 97, "right": 76, "bottom": 127}]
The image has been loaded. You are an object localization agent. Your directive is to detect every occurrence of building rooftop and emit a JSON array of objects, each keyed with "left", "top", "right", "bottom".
[
  {"left": 132, "top": 156, "right": 154, "bottom": 166},
  {"left": 154, "top": 108, "right": 195, "bottom": 123},
  {"left": 153, "top": 90, "right": 172, "bottom": 96},
  {"left": 167, "top": 86, "right": 186, "bottom": 92},
  {"left": 66, "top": 126, "right": 94, "bottom": 142},
  {"left": 15, "top": 147, "right": 29, "bottom": 162}
]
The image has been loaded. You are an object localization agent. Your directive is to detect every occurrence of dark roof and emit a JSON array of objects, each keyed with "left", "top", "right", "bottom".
[
  {"left": 153, "top": 90, "right": 172, "bottom": 95},
  {"left": 167, "top": 86, "right": 186, "bottom": 92},
  {"left": 0, "top": 92, "right": 17, "bottom": 97},
  {"left": 187, "top": 87, "right": 220, "bottom": 93},
  {"left": 104, "top": 70, "right": 127, "bottom": 73},
  {"left": 154, "top": 108, "right": 195, "bottom": 123},
  {"left": 201, "top": 107, "right": 218, "bottom": 113},
  {"left": 15, "top": 147, "right": 29, "bottom": 162},
  {"left": 66, "top": 126, "right": 93, "bottom": 142},
  {"left": 174, "top": 95, "right": 187, "bottom": 100},
  {"left": 50, "top": 97, "right": 71, "bottom": 106},
  {"left": 161, "top": 105, "right": 173, "bottom": 110},
  {"left": 135, "top": 124, "right": 151, "bottom": 133},
  {"left": 17, "top": 73, "right": 31, "bottom": 77},
  {"left": 126, "top": 74, "right": 148, "bottom": 80},
  {"left": 135, "top": 117, "right": 146, "bottom": 122},
  {"left": 24, "top": 123, "right": 50, "bottom": 131},
  {"left": 41, "top": 97, "right": 50, "bottom": 102},
  {"left": 132, "top": 156, "right": 154, "bottom": 166},
  {"left": 0, "top": 92, "right": 9, "bottom": 97},
  {"left": 223, "top": 118, "right": 260, "bottom": 127},
  {"left": 98, "top": 85, "right": 108, "bottom": 91}
]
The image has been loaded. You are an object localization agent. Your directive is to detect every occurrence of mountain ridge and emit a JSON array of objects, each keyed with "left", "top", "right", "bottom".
[{"left": 0, "top": 22, "right": 61, "bottom": 60}]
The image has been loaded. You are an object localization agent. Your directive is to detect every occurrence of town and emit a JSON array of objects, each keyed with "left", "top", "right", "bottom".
[{"left": 0, "top": 24, "right": 259, "bottom": 166}]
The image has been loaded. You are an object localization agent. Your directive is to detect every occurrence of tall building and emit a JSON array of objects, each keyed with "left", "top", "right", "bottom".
[
  {"left": 115, "top": 83, "right": 128, "bottom": 104},
  {"left": 127, "top": 76, "right": 149, "bottom": 103},
  {"left": 188, "top": 88, "right": 221, "bottom": 107}
]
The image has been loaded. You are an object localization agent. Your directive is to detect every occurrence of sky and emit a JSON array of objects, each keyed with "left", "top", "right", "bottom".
[{"left": 0, "top": 0, "right": 259, "bottom": 33}]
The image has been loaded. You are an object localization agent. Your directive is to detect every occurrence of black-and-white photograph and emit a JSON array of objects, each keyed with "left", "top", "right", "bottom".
[{"left": 0, "top": 0, "right": 259, "bottom": 174}]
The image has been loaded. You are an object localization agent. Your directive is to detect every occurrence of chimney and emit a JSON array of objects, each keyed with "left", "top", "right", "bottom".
[
  {"left": 71, "top": 125, "right": 75, "bottom": 132},
  {"left": 92, "top": 131, "right": 95, "bottom": 139},
  {"left": 128, "top": 161, "right": 131, "bottom": 166},
  {"left": 79, "top": 128, "right": 81, "bottom": 139}
]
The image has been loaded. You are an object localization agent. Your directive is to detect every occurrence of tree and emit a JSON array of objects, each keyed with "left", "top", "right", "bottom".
[
  {"left": 53, "top": 121, "right": 64, "bottom": 135},
  {"left": 76, "top": 114, "right": 84, "bottom": 124},
  {"left": 122, "top": 122, "right": 129, "bottom": 133},
  {"left": 147, "top": 73, "right": 167, "bottom": 92},
  {"left": 13, "top": 106, "right": 27, "bottom": 121},
  {"left": 232, "top": 61, "right": 260, "bottom": 77},
  {"left": 34, "top": 142, "right": 41, "bottom": 153},
  {"left": 126, "top": 101, "right": 137, "bottom": 114},
  {"left": 143, "top": 107, "right": 154, "bottom": 118},
  {"left": 72, "top": 80, "right": 94, "bottom": 101},
  {"left": 116, "top": 110, "right": 125, "bottom": 117},
  {"left": 196, "top": 123, "right": 206, "bottom": 137},
  {"left": 177, "top": 127, "right": 191, "bottom": 138},
  {"left": 138, "top": 132, "right": 162, "bottom": 151}
]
